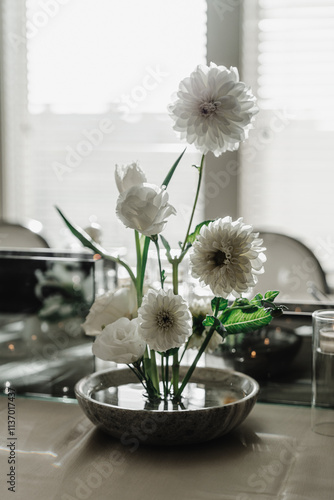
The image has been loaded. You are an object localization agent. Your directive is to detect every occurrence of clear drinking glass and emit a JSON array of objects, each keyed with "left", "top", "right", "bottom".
[{"left": 312, "top": 310, "right": 334, "bottom": 436}]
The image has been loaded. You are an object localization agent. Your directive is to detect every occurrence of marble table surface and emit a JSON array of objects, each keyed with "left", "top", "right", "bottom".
[{"left": 1, "top": 394, "right": 334, "bottom": 500}]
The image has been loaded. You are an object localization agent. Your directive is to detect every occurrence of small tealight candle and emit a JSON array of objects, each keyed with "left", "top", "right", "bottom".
[{"left": 319, "top": 328, "right": 334, "bottom": 354}]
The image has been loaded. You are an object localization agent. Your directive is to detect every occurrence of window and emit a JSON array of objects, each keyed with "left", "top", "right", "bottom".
[
  {"left": 240, "top": 0, "right": 334, "bottom": 287},
  {"left": 0, "top": 0, "right": 207, "bottom": 261}
]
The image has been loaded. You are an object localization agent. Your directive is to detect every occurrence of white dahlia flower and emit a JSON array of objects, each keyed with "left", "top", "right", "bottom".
[
  {"left": 137, "top": 289, "right": 193, "bottom": 352},
  {"left": 116, "top": 183, "right": 176, "bottom": 237},
  {"left": 115, "top": 162, "right": 147, "bottom": 194},
  {"left": 190, "top": 217, "right": 266, "bottom": 298},
  {"left": 92, "top": 317, "right": 146, "bottom": 364},
  {"left": 82, "top": 286, "right": 137, "bottom": 336},
  {"left": 168, "top": 62, "right": 258, "bottom": 157}
]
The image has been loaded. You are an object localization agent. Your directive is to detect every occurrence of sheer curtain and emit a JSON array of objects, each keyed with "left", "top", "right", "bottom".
[
  {"left": 0, "top": 0, "right": 207, "bottom": 261},
  {"left": 240, "top": 0, "right": 334, "bottom": 287}
]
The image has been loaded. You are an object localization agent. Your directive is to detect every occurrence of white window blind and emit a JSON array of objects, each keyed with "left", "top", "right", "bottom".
[
  {"left": 240, "top": 0, "right": 334, "bottom": 285},
  {"left": 0, "top": 0, "right": 206, "bottom": 262}
]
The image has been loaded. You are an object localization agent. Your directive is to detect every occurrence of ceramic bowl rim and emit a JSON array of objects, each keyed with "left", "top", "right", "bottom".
[{"left": 75, "top": 366, "right": 260, "bottom": 413}]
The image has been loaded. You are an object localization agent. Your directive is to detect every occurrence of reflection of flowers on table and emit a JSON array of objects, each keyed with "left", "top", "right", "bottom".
[
  {"left": 35, "top": 262, "right": 90, "bottom": 326},
  {"left": 28, "top": 261, "right": 95, "bottom": 352}
]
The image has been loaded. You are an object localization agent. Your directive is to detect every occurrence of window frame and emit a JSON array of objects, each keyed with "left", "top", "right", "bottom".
[{"left": 0, "top": 1, "right": 241, "bottom": 227}]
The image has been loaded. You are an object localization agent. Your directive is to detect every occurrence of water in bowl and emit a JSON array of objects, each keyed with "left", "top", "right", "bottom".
[{"left": 91, "top": 381, "right": 246, "bottom": 411}]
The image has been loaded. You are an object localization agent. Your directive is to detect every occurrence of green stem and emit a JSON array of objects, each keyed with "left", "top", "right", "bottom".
[
  {"left": 165, "top": 354, "right": 169, "bottom": 399},
  {"left": 139, "top": 237, "right": 151, "bottom": 292},
  {"left": 172, "top": 352, "right": 179, "bottom": 396},
  {"left": 171, "top": 257, "right": 180, "bottom": 395},
  {"left": 127, "top": 364, "right": 147, "bottom": 392},
  {"left": 143, "top": 346, "right": 151, "bottom": 376},
  {"left": 134, "top": 230, "right": 143, "bottom": 308},
  {"left": 150, "top": 349, "right": 160, "bottom": 393},
  {"left": 181, "top": 154, "right": 205, "bottom": 252},
  {"left": 174, "top": 325, "right": 215, "bottom": 401},
  {"left": 161, "top": 355, "right": 165, "bottom": 392},
  {"left": 174, "top": 298, "right": 221, "bottom": 401},
  {"left": 172, "top": 258, "right": 179, "bottom": 294},
  {"left": 179, "top": 339, "right": 190, "bottom": 364},
  {"left": 152, "top": 236, "right": 164, "bottom": 288}
]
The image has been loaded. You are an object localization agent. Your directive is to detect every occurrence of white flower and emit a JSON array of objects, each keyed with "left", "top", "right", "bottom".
[
  {"left": 116, "top": 183, "right": 176, "bottom": 236},
  {"left": 92, "top": 317, "right": 146, "bottom": 364},
  {"left": 82, "top": 287, "right": 137, "bottom": 336},
  {"left": 190, "top": 217, "right": 266, "bottom": 298},
  {"left": 115, "top": 162, "right": 147, "bottom": 194},
  {"left": 168, "top": 62, "right": 258, "bottom": 157},
  {"left": 137, "top": 289, "right": 193, "bottom": 352},
  {"left": 189, "top": 297, "right": 212, "bottom": 318}
]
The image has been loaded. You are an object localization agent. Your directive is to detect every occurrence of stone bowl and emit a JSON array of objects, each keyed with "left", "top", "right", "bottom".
[{"left": 75, "top": 366, "right": 259, "bottom": 446}]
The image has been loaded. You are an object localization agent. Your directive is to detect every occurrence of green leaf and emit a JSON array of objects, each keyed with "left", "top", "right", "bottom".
[
  {"left": 202, "top": 316, "right": 226, "bottom": 338},
  {"left": 223, "top": 307, "right": 274, "bottom": 335},
  {"left": 160, "top": 234, "right": 172, "bottom": 260},
  {"left": 161, "top": 148, "right": 186, "bottom": 188},
  {"left": 264, "top": 290, "right": 280, "bottom": 302},
  {"left": 219, "top": 298, "right": 258, "bottom": 321},
  {"left": 203, "top": 315, "right": 216, "bottom": 327},
  {"left": 211, "top": 297, "right": 228, "bottom": 313},
  {"left": 232, "top": 297, "right": 251, "bottom": 307},
  {"left": 56, "top": 206, "right": 108, "bottom": 255},
  {"left": 250, "top": 293, "right": 263, "bottom": 306},
  {"left": 186, "top": 220, "right": 213, "bottom": 245},
  {"left": 56, "top": 206, "right": 137, "bottom": 286},
  {"left": 269, "top": 305, "right": 286, "bottom": 318}
]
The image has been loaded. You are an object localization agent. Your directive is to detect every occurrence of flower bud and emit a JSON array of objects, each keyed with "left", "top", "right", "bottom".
[
  {"left": 116, "top": 183, "right": 176, "bottom": 236},
  {"left": 115, "top": 162, "right": 147, "bottom": 194}
]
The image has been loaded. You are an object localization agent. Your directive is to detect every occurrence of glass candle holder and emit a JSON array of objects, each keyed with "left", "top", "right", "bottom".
[{"left": 312, "top": 310, "right": 334, "bottom": 436}]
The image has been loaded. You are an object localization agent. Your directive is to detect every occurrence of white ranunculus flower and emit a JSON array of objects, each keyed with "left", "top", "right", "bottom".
[
  {"left": 115, "top": 162, "right": 147, "bottom": 194},
  {"left": 190, "top": 217, "right": 266, "bottom": 298},
  {"left": 82, "top": 287, "right": 137, "bottom": 336},
  {"left": 92, "top": 317, "right": 146, "bottom": 364},
  {"left": 168, "top": 62, "right": 258, "bottom": 157},
  {"left": 116, "top": 183, "right": 176, "bottom": 237},
  {"left": 137, "top": 289, "right": 193, "bottom": 352}
]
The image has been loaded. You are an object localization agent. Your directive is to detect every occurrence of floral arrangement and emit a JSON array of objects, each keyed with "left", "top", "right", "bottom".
[{"left": 57, "top": 63, "right": 283, "bottom": 403}]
